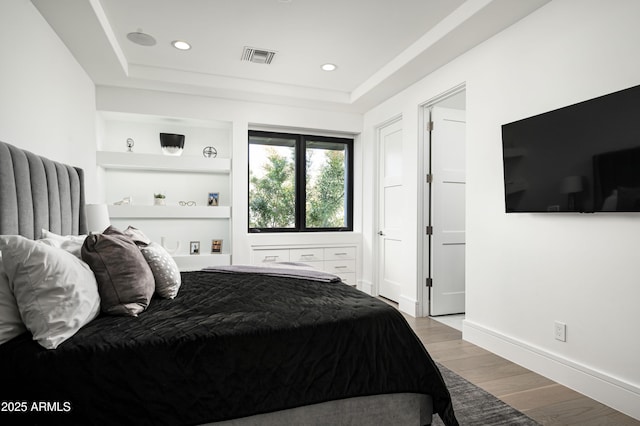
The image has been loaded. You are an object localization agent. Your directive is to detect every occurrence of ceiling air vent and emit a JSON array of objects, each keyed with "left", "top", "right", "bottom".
[{"left": 241, "top": 46, "right": 276, "bottom": 64}]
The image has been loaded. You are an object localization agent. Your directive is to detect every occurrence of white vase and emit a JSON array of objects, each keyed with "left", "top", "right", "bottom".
[
  {"left": 161, "top": 237, "right": 180, "bottom": 254},
  {"left": 154, "top": 198, "right": 165, "bottom": 206}
]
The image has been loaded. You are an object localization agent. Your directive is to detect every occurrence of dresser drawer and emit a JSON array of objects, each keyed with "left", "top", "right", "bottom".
[
  {"left": 253, "top": 249, "right": 290, "bottom": 264},
  {"left": 336, "top": 273, "right": 357, "bottom": 287},
  {"left": 290, "top": 248, "right": 324, "bottom": 263},
  {"left": 324, "top": 259, "right": 356, "bottom": 274},
  {"left": 324, "top": 247, "right": 356, "bottom": 261},
  {"left": 251, "top": 246, "right": 358, "bottom": 287}
]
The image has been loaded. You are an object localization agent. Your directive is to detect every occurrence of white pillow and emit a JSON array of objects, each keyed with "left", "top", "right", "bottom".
[
  {"left": 0, "top": 255, "right": 27, "bottom": 345},
  {"left": 141, "top": 242, "right": 182, "bottom": 299},
  {"left": 0, "top": 235, "right": 101, "bottom": 349},
  {"left": 39, "top": 229, "right": 88, "bottom": 259}
]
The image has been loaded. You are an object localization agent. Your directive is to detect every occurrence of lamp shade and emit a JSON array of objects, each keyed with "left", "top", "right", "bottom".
[{"left": 85, "top": 204, "right": 111, "bottom": 234}]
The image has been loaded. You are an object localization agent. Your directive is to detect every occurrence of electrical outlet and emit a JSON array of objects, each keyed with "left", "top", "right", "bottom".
[{"left": 554, "top": 321, "right": 566, "bottom": 342}]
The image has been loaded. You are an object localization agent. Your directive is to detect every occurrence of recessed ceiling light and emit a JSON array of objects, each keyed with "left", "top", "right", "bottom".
[
  {"left": 172, "top": 40, "right": 191, "bottom": 51},
  {"left": 126, "top": 31, "right": 156, "bottom": 46},
  {"left": 321, "top": 63, "right": 337, "bottom": 71}
]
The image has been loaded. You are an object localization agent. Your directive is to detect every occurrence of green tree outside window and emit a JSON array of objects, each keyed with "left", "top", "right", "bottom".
[{"left": 249, "top": 131, "right": 353, "bottom": 232}]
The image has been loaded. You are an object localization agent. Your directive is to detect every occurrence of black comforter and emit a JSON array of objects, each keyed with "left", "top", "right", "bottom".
[{"left": 0, "top": 271, "right": 457, "bottom": 426}]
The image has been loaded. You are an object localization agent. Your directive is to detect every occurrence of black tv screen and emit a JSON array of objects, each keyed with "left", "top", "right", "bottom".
[{"left": 501, "top": 83, "right": 640, "bottom": 213}]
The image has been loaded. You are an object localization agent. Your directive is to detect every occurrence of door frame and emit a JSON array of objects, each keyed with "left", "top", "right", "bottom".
[
  {"left": 373, "top": 114, "right": 403, "bottom": 297},
  {"left": 417, "top": 83, "right": 466, "bottom": 317}
]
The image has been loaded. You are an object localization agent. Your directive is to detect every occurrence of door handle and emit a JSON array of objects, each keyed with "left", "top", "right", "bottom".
[{"left": 378, "top": 231, "right": 385, "bottom": 236}]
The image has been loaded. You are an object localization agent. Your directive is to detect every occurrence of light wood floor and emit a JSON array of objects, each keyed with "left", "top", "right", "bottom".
[{"left": 401, "top": 313, "right": 639, "bottom": 426}]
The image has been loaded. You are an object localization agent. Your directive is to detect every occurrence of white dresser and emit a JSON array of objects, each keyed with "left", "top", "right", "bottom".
[{"left": 252, "top": 245, "right": 357, "bottom": 286}]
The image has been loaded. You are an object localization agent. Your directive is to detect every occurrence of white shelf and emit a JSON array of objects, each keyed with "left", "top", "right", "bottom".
[
  {"left": 97, "top": 112, "right": 233, "bottom": 266},
  {"left": 173, "top": 254, "right": 231, "bottom": 271},
  {"left": 97, "top": 151, "right": 230, "bottom": 174},
  {"left": 108, "top": 205, "right": 231, "bottom": 219}
]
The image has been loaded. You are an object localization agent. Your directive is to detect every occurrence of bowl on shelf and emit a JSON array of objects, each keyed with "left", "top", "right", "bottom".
[{"left": 159, "top": 133, "right": 185, "bottom": 156}]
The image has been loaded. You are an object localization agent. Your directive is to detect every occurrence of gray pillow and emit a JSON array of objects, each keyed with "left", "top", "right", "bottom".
[
  {"left": 120, "top": 227, "right": 181, "bottom": 299},
  {"left": 81, "top": 226, "right": 155, "bottom": 316},
  {"left": 123, "top": 225, "right": 151, "bottom": 246}
]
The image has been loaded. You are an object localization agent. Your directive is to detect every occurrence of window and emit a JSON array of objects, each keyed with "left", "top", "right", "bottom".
[{"left": 249, "top": 130, "right": 353, "bottom": 232}]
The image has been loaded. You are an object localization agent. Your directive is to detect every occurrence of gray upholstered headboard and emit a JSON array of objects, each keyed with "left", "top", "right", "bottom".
[{"left": 0, "top": 141, "right": 87, "bottom": 239}]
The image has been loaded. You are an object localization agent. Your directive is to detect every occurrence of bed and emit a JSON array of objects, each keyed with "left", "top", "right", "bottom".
[{"left": 0, "top": 140, "right": 458, "bottom": 426}]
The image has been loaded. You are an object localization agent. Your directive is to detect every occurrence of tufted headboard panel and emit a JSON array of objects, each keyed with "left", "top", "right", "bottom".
[{"left": 0, "top": 141, "right": 87, "bottom": 239}]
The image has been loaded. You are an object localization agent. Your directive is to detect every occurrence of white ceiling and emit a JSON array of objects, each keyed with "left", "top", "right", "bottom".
[{"left": 32, "top": 0, "right": 550, "bottom": 112}]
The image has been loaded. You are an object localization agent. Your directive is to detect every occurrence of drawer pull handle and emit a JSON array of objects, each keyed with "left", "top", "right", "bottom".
[
  {"left": 334, "top": 266, "right": 348, "bottom": 269},
  {"left": 300, "top": 254, "right": 315, "bottom": 258},
  {"left": 264, "top": 256, "right": 279, "bottom": 261},
  {"left": 334, "top": 252, "right": 348, "bottom": 256}
]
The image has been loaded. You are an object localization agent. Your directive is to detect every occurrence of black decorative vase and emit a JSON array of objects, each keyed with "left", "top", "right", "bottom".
[{"left": 159, "top": 133, "right": 185, "bottom": 156}]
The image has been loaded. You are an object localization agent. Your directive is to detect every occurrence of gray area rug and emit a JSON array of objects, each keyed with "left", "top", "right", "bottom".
[{"left": 432, "top": 363, "right": 541, "bottom": 426}]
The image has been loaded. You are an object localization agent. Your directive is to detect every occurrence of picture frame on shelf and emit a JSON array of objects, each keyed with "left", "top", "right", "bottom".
[
  {"left": 190, "top": 241, "right": 200, "bottom": 255},
  {"left": 208, "top": 192, "right": 219, "bottom": 206},
  {"left": 211, "top": 240, "right": 222, "bottom": 253}
]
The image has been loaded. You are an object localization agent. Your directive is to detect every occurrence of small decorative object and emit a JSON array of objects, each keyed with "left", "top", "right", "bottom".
[
  {"left": 113, "top": 196, "right": 132, "bottom": 205},
  {"left": 208, "top": 192, "right": 219, "bottom": 206},
  {"left": 126, "top": 138, "right": 135, "bottom": 152},
  {"left": 190, "top": 241, "right": 200, "bottom": 255},
  {"left": 179, "top": 201, "right": 196, "bottom": 206},
  {"left": 159, "top": 133, "right": 185, "bottom": 156},
  {"left": 161, "top": 237, "right": 180, "bottom": 255},
  {"left": 154, "top": 193, "right": 166, "bottom": 206},
  {"left": 202, "top": 146, "right": 217, "bottom": 158},
  {"left": 211, "top": 240, "right": 222, "bottom": 253}
]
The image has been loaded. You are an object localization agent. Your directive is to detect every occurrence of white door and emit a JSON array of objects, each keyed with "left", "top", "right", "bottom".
[
  {"left": 427, "top": 106, "right": 466, "bottom": 316},
  {"left": 378, "top": 119, "right": 403, "bottom": 302}
]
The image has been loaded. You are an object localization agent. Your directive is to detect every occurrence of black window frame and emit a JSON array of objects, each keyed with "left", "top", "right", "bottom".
[{"left": 248, "top": 130, "right": 354, "bottom": 233}]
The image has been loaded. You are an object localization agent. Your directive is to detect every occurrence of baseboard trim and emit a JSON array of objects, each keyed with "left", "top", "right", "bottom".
[
  {"left": 398, "top": 295, "right": 419, "bottom": 317},
  {"left": 360, "top": 280, "right": 374, "bottom": 296},
  {"left": 463, "top": 320, "right": 640, "bottom": 420}
]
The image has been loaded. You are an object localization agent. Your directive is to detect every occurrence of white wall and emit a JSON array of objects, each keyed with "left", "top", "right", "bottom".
[
  {"left": 96, "top": 86, "right": 363, "bottom": 266},
  {"left": 362, "top": 0, "right": 640, "bottom": 419},
  {"left": 0, "top": 0, "right": 97, "bottom": 198}
]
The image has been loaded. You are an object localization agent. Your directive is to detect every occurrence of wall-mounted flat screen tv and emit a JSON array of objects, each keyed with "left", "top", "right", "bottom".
[{"left": 501, "top": 83, "right": 640, "bottom": 213}]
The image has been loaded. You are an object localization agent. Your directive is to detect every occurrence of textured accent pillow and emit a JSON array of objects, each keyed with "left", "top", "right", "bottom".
[
  {"left": 141, "top": 242, "right": 182, "bottom": 299},
  {"left": 0, "top": 255, "right": 27, "bottom": 345},
  {"left": 39, "top": 229, "right": 88, "bottom": 259},
  {"left": 0, "top": 236, "right": 100, "bottom": 349},
  {"left": 81, "top": 226, "right": 155, "bottom": 316}
]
